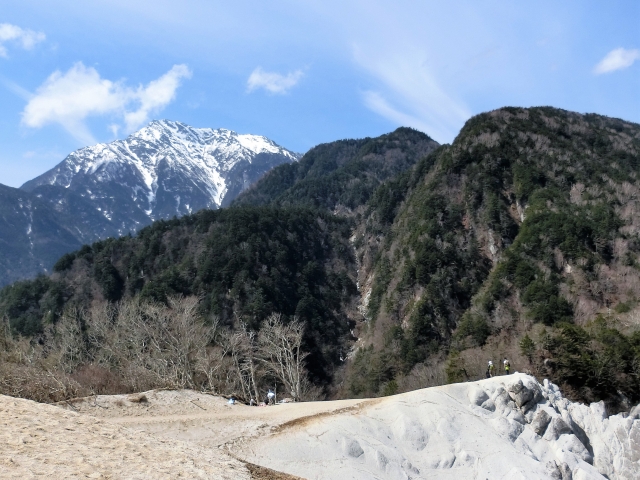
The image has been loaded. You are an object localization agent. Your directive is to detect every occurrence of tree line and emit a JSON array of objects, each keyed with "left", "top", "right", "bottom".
[{"left": 0, "top": 296, "right": 316, "bottom": 403}]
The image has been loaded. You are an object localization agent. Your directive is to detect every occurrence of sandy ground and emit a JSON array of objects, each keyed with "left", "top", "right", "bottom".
[
  {"left": 3, "top": 374, "right": 638, "bottom": 479},
  {"left": 0, "top": 394, "right": 249, "bottom": 479},
  {"left": 1, "top": 389, "right": 369, "bottom": 479}
]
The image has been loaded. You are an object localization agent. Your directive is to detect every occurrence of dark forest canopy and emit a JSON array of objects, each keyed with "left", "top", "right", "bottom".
[{"left": 233, "top": 127, "right": 439, "bottom": 211}]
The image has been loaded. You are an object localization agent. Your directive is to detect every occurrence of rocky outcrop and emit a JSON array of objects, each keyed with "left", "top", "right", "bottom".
[
  {"left": 240, "top": 373, "right": 640, "bottom": 480},
  {"left": 459, "top": 374, "right": 639, "bottom": 479}
]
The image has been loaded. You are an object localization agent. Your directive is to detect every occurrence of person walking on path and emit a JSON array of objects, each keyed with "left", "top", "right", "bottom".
[
  {"left": 266, "top": 389, "right": 275, "bottom": 405},
  {"left": 487, "top": 361, "right": 494, "bottom": 378},
  {"left": 503, "top": 358, "right": 511, "bottom": 375}
]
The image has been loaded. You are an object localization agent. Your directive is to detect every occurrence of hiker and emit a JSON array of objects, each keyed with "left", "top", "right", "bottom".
[
  {"left": 504, "top": 358, "right": 511, "bottom": 375},
  {"left": 266, "top": 389, "right": 275, "bottom": 405},
  {"left": 487, "top": 361, "right": 494, "bottom": 378}
]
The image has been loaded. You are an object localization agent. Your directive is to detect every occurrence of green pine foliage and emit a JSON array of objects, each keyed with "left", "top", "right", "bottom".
[
  {"left": 234, "top": 127, "right": 438, "bottom": 211},
  {"left": 535, "top": 319, "right": 640, "bottom": 406},
  {"left": 0, "top": 275, "right": 66, "bottom": 336},
  {"left": 519, "top": 334, "right": 535, "bottom": 362}
]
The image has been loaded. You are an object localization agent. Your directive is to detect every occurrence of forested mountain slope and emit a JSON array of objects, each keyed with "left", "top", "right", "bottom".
[
  {"left": 0, "top": 183, "right": 83, "bottom": 286},
  {"left": 233, "top": 127, "right": 438, "bottom": 212},
  {"left": 0, "top": 207, "right": 357, "bottom": 384},
  {"left": 350, "top": 107, "right": 640, "bottom": 408}
]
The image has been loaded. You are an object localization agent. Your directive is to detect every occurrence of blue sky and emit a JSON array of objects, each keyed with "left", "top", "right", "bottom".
[{"left": 0, "top": 0, "right": 638, "bottom": 187}]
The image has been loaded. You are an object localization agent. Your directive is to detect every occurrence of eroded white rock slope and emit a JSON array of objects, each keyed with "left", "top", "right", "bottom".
[{"left": 241, "top": 373, "right": 640, "bottom": 480}]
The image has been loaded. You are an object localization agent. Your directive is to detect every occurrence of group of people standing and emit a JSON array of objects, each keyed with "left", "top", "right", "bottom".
[
  {"left": 248, "top": 389, "right": 276, "bottom": 407},
  {"left": 486, "top": 358, "right": 510, "bottom": 378}
]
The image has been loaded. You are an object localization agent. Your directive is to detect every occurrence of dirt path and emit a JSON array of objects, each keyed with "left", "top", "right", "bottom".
[
  {"left": 60, "top": 389, "right": 370, "bottom": 450},
  {"left": 1, "top": 389, "right": 370, "bottom": 479}
]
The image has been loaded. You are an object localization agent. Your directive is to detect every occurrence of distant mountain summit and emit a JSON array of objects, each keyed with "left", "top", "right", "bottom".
[{"left": 21, "top": 120, "right": 300, "bottom": 238}]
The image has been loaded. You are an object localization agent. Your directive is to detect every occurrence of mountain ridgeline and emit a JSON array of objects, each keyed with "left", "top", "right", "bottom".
[
  {"left": 233, "top": 127, "right": 439, "bottom": 212},
  {"left": 3, "top": 108, "right": 640, "bottom": 407},
  {"left": 0, "top": 127, "right": 438, "bottom": 394},
  {"left": 21, "top": 120, "right": 301, "bottom": 228}
]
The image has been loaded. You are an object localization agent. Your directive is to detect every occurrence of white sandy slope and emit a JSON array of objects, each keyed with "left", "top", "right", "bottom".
[
  {"left": 237, "top": 374, "right": 640, "bottom": 480},
  {"left": 2, "top": 374, "right": 639, "bottom": 479}
]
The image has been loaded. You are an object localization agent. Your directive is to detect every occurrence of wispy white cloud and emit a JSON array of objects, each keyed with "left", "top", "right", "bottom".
[
  {"left": 247, "top": 67, "right": 303, "bottom": 94},
  {"left": 362, "top": 91, "right": 433, "bottom": 136},
  {"left": 593, "top": 48, "right": 640, "bottom": 75},
  {"left": 123, "top": 64, "right": 192, "bottom": 131},
  {"left": 108, "top": 124, "right": 120, "bottom": 138},
  {"left": 354, "top": 46, "right": 471, "bottom": 143},
  {"left": 21, "top": 63, "right": 191, "bottom": 145},
  {"left": 0, "top": 75, "right": 32, "bottom": 99},
  {"left": 0, "top": 23, "right": 45, "bottom": 57}
]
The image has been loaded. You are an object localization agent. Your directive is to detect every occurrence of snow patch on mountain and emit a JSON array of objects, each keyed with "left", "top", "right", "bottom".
[{"left": 52, "top": 120, "right": 297, "bottom": 208}]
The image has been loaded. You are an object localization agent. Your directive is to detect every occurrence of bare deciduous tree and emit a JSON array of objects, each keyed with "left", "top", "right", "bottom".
[
  {"left": 86, "top": 296, "right": 219, "bottom": 391},
  {"left": 258, "top": 313, "right": 309, "bottom": 401},
  {"left": 0, "top": 314, "right": 81, "bottom": 402},
  {"left": 54, "top": 306, "right": 86, "bottom": 373},
  {"left": 219, "top": 322, "right": 264, "bottom": 402}
]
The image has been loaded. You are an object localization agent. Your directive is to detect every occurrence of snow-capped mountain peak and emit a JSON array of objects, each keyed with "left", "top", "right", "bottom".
[
  {"left": 21, "top": 120, "right": 300, "bottom": 239},
  {"left": 131, "top": 120, "right": 290, "bottom": 158}
]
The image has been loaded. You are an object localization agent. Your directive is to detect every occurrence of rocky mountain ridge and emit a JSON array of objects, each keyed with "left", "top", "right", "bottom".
[
  {"left": 3, "top": 107, "right": 640, "bottom": 412},
  {"left": 22, "top": 120, "right": 300, "bottom": 236}
]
